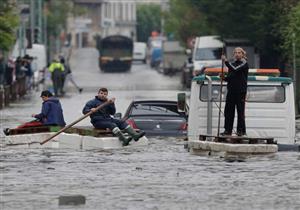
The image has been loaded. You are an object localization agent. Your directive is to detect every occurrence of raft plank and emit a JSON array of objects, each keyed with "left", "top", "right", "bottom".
[
  {"left": 199, "top": 134, "right": 275, "bottom": 144},
  {"left": 7, "top": 126, "right": 62, "bottom": 135}
]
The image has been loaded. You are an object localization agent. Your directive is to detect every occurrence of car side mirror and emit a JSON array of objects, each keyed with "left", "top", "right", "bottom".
[
  {"left": 114, "top": 112, "right": 122, "bottom": 119},
  {"left": 177, "top": 93, "right": 186, "bottom": 113}
]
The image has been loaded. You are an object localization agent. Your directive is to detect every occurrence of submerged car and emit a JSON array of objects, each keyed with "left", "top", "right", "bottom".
[{"left": 119, "top": 100, "right": 188, "bottom": 137}]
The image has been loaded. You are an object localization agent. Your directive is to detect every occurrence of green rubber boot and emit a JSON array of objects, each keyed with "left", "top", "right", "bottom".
[
  {"left": 112, "top": 127, "right": 132, "bottom": 146},
  {"left": 124, "top": 126, "right": 146, "bottom": 142}
]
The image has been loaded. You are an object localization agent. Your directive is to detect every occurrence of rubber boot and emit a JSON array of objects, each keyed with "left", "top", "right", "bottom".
[
  {"left": 124, "top": 125, "right": 146, "bottom": 141},
  {"left": 112, "top": 127, "right": 132, "bottom": 146}
]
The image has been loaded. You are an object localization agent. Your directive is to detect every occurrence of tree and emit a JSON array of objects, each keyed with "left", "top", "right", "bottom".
[
  {"left": 136, "top": 4, "right": 161, "bottom": 42},
  {"left": 281, "top": 1, "right": 300, "bottom": 112},
  {"left": 164, "top": 0, "right": 214, "bottom": 46},
  {"left": 0, "top": 0, "right": 18, "bottom": 51},
  {"left": 166, "top": 0, "right": 299, "bottom": 69}
]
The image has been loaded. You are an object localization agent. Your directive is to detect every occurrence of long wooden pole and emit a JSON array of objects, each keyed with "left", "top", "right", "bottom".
[
  {"left": 40, "top": 101, "right": 110, "bottom": 145},
  {"left": 217, "top": 51, "right": 225, "bottom": 137}
]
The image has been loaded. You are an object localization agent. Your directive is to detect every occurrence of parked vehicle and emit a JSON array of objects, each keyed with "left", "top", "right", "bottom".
[
  {"left": 97, "top": 35, "right": 133, "bottom": 72},
  {"left": 179, "top": 70, "right": 296, "bottom": 145},
  {"left": 133, "top": 42, "right": 147, "bottom": 63},
  {"left": 181, "top": 36, "right": 261, "bottom": 88},
  {"left": 161, "top": 41, "right": 186, "bottom": 75},
  {"left": 181, "top": 49, "right": 193, "bottom": 88},
  {"left": 192, "top": 36, "right": 223, "bottom": 75},
  {"left": 25, "top": 44, "right": 47, "bottom": 90},
  {"left": 118, "top": 100, "right": 188, "bottom": 137}
]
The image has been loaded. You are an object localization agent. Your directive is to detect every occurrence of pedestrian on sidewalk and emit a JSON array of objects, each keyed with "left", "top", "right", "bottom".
[
  {"left": 48, "top": 58, "right": 65, "bottom": 97},
  {"left": 220, "top": 47, "right": 249, "bottom": 137},
  {"left": 60, "top": 56, "right": 83, "bottom": 93},
  {"left": 82, "top": 87, "right": 145, "bottom": 146},
  {"left": 23, "top": 54, "right": 34, "bottom": 90}
]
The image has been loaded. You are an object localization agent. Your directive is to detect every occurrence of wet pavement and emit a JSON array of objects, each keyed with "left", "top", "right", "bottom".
[{"left": 1, "top": 48, "right": 300, "bottom": 210}]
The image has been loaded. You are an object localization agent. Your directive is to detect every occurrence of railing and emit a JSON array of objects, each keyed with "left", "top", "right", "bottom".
[{"left": 0, "top": 76, "right": 27, "bottom": 110}]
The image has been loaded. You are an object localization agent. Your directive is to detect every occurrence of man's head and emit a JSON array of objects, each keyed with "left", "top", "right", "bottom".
[
  {"left": 97, "top": 87, "right": 108, "bottom": 101},
  {"left": 40, "top": 90, "right": 53, "bottom": 101},
  {"left": 233, "top": 47, "right": 246, "bottom": 60}
]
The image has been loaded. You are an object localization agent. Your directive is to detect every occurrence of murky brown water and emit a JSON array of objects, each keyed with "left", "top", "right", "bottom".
[{"left": 1, "top": 136, "right": 300, "bottom": 210}]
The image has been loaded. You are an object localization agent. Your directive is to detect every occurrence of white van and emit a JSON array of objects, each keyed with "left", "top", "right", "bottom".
[
  {"left": 192, "top": 36, "right": 223, "bottom": 75},
  {"left": 182, "top": 72, "right": 296, "bottom": 145},
  {"left": 133, "top": 42, "right": 147, "bottom": 63},
  {"left": 26, "top": 44, "right": 47, "bottom": 89}
]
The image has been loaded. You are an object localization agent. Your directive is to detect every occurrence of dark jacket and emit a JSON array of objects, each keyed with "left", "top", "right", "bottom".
[
  {"left": 34, "top": 97, "right": 66, "bottom": 126},
  {"left": 82, "top": 96, "right": 116, "bottom": 123},
  {"left": 224, "top": 59, "right": 249, "bottom": 93}
]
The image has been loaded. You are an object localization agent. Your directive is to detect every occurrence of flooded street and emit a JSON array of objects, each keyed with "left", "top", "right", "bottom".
[{"left": 1, "top": 48, "right": 300, "bottom": 210}]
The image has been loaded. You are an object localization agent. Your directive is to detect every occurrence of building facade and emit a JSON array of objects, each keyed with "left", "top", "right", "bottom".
[{"left": 69, "top": 0, "right": 168, "bottom": 48}]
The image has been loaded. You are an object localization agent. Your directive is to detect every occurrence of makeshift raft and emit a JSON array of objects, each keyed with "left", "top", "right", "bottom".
[
  {"left": 3, "top": 126, "right": 148, "bottom": 149},
  {"left": 187, "top": 134, "right": 278, "bottom": 156}
]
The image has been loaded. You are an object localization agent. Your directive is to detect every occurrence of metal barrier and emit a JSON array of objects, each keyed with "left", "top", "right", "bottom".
[{"left": 0, "top": 76, "right": 28, "bottom": 110}]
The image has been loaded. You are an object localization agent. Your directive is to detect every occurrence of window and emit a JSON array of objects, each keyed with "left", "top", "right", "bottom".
[
  {"left": 194, "top": 48, "right": 222, "bottom": 61},
  {"left": 130, "top": 103, "right": 181, "bottom": 116},
  {"left": 200, "top": 84, "right": 285, "bottom": 103}
]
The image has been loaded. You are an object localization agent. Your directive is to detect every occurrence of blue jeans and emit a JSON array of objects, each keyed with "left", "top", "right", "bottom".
[{"left": 92, "top": 118, "right": 128, "bottom": 130}]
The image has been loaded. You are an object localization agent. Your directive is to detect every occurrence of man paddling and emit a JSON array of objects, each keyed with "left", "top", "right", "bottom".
[{"left": 82, "top": 87, "right": 145, "bottom": 146}]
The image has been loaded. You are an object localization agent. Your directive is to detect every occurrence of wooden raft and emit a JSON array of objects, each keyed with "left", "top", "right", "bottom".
[
  {"left": 5, "top": 126, "right": 113, "bottom": 137},
  {"left": 199, "top": 134, "right": 275, "bottom": 144}
]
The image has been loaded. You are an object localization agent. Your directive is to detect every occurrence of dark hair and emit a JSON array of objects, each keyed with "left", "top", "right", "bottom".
[
  {"left": 98, "top": 87, "right": 108, "bottom": 93},
  {"left": 40, "top": 90, "right": 53, "bottom": 97}
]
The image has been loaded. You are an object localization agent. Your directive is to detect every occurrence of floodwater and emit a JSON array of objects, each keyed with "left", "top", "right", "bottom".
[{"left": 1, "top": 48, "right": 300, "bottom": 210}]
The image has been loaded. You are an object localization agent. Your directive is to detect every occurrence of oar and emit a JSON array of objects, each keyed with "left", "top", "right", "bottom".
[
  {"left": 40, "top": 101, "right": 110, "bottom": 145},
  {"left": 217, "top": 51, "right": 225, "bottom": 137}
]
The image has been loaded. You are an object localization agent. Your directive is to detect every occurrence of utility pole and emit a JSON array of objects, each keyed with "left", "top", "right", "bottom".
[
  {"left": 160, "top": 0, "right": 169, "bottom": 37},
  {"left": 44, "top": 4, "right": 47, "bottom": 47},
  {"left": 38, "top": 0, "right": 43, "bottom": 43},
  {"left": 292, "top": 33, "right": 297, "bottom": 109},
  {"left": 30, "top": 0, "right": 35, "bottom": 46}
]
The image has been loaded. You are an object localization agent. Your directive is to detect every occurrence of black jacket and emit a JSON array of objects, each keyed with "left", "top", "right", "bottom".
[
  {"left": 82, "top": 96, "right": 116, "bottom": 123},
  {"left": 224, "top": 59, "right": 249, "bottom": 93}
]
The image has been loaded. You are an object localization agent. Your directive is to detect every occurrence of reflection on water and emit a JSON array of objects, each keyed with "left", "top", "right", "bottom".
[{"left": 1, "top": 137, "right": 300, "bottom": 210}]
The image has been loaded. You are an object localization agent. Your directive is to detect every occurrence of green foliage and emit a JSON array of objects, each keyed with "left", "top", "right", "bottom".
[
  {"left": 0, "top": 0, "right": 19, "bottom": 51},
  {"left": 164, "top": 0, "right": 214, "bottom": 46},
  {"left": 281, "top": 2, "right": 300, "bottom": 60},
  {"left": 165, "top": 0, "right": 300, "bottom": 68},
  {"left": 46, "top": 0, "right": 72, "bottom": 37},
  {"left": 136, "top": 4, "right": 161, "bottom": 42}
]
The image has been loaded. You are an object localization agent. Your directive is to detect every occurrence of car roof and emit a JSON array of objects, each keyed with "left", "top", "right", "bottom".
[{"left": 131, "top": 100, "right": 177, "bottom": 104}]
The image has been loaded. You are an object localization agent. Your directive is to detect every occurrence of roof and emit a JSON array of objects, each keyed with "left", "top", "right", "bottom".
[
  {"left": 132, "top": 100, "right": 177, "bottom": 104},
  {"left": 73, "top": 0, "right": 103, "bottom": 4},
  {"left": 193, "top": 75, "right": 292, "bottom": 83}
]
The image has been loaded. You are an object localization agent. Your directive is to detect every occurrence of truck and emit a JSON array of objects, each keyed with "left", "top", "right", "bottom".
[
  {"left": 178, "top": 70, "right": 297, "bottom": 147},
  {"left": 181, "top": 36, "right": 260, "bottom": 88},
  {"left": 160, "top": 41, "right": 186, "bottom": 75}
]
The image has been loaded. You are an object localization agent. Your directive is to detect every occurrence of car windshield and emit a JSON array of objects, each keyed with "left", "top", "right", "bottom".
[
  {"left": 200, "top": 84, "right": 285, "bottom": 103},
  {"left": 194, "top": 47, "right": 222, "bottom": 60},
  {"left": 130, "top": 103, "right": 181, "bottom": 116}
]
